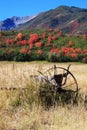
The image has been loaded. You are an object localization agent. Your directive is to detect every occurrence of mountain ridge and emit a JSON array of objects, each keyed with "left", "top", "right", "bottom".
[
  {"left": 0, "top": 15, "right": 37, "bottom": 30},
  {"left": 1, "top": 5, "right": 87, "bottom": 34},
  {"left": 17, "top": 5, "right": 87, "bottom": 34}
]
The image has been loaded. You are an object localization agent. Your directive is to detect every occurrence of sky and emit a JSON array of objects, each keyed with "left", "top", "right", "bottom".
[{"left": 0, "top": 0, "right": 87, "bottom": 21}]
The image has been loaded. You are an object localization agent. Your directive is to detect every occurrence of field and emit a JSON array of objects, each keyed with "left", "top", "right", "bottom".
[{"left": 0, "top": 61, "right": 87, "bottom": 130}]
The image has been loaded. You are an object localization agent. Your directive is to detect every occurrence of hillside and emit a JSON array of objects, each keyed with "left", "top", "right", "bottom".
[{"left": 17, "top": 6, "right": 87, "bottom": 34}]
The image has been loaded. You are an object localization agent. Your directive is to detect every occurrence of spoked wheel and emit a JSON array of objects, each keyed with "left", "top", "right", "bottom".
[
  {"left": 39, "top": 65, "right": 79, "bottom": 104},
  {"left": 42, "top": 66, "right": 78, "bottom": 91}
]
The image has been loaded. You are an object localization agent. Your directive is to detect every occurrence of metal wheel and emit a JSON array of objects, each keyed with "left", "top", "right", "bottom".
[
  {"left": 37, "top": 65, "right": 79, "bottom": 105},
  {"left": 39, "top": 65, "right": 78, "bottom": 93},
  {"left": 43, "top": 67, "right": 78, "bottom": 92}
]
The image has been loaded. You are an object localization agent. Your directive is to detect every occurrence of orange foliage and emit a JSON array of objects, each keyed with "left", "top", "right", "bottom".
[
  {"left": 17, "top": 33, "right": 23, "bottom": 40},
  {"left": 62, "top": 47, "right": 69, "bottom": 54},
  {"left": 35, "top": 42, "right": 43, "bottom": 48},
  {"left": 37, "top": 50, "right": 43, "bottom": 55},
  {"left": 29, "top": 43, "right": 33, "bottom": 49},
  {"left": 20, "top": 48, "right": 27, "bottom": 54},
  {"left": 58, "top": 31, "right": 63, "bottom": 37},
  {"left": 28, "top": 33, "right": 39, "bottom": 44},
  {"left": 70, "top": 53, "right": 78, "bottom": 58},
  {"left": 43, "top": 32, "right": 47, "bottom": 38},
  {"left": 67, "top": 41, "right": 73, "bottom": 47},
  {"left": 48, "top": 36, "right": 52, "bottom": 43},
  {"left": 75, "top": 48, "right": 82, "bottom": 53},
  {"left": 50, "top": 48, "right": 59, "bottom": 54}
]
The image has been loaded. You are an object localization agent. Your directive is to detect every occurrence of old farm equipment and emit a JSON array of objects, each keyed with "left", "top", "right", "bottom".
[
  {"left": 38, "top": 65, "right": 78, "bottom": 92},
  {"left": 33, "top": 64, "right": 79, "bottom": 105}
]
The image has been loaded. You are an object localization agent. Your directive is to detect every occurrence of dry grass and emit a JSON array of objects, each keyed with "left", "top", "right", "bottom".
[
  {"left": 0, "top": 61, "right": 87, "bottom": 91},
  {"left": 0, "top": 105, "right": 87, "bottom": 130},
  {"left": 0, "top": 61, "right": 87, "bottom": 130}
]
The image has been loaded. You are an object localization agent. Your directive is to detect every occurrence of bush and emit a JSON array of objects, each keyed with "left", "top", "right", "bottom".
[
  {"left": 46, "top": 53, "right": 78, "bottom": 62},
  {"left": 0, "top": 29, "right": 87, "bottom": 63},
  {"left": 13, "top": 53, "right": 31, "bottom": 61}
]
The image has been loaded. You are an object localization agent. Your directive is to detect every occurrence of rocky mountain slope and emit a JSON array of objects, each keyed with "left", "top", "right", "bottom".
[
  {"left": 1, "top": 6, "right": 87, "bottom": 34},
  {"left": 0, "top": 15, "right": 37, "bottom": 30},
  {"left": 17, "top": 6, "right": 87, "bottom": 34}
]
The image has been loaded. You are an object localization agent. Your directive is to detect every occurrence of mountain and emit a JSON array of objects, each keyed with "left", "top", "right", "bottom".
[
  {"left": 1, "top": 6, "right": 87, "bottom": 34},
  {"left": 0, "top": 15, "right": 37, "bottom": 30},
  {"left": 17, "top": 6, "right": 87, "bottom": 34}
]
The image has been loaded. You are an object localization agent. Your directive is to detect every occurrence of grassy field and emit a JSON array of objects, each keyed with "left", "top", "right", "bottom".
[{"left": 0, "top": 61, "right": 87, "bottom": 130}]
